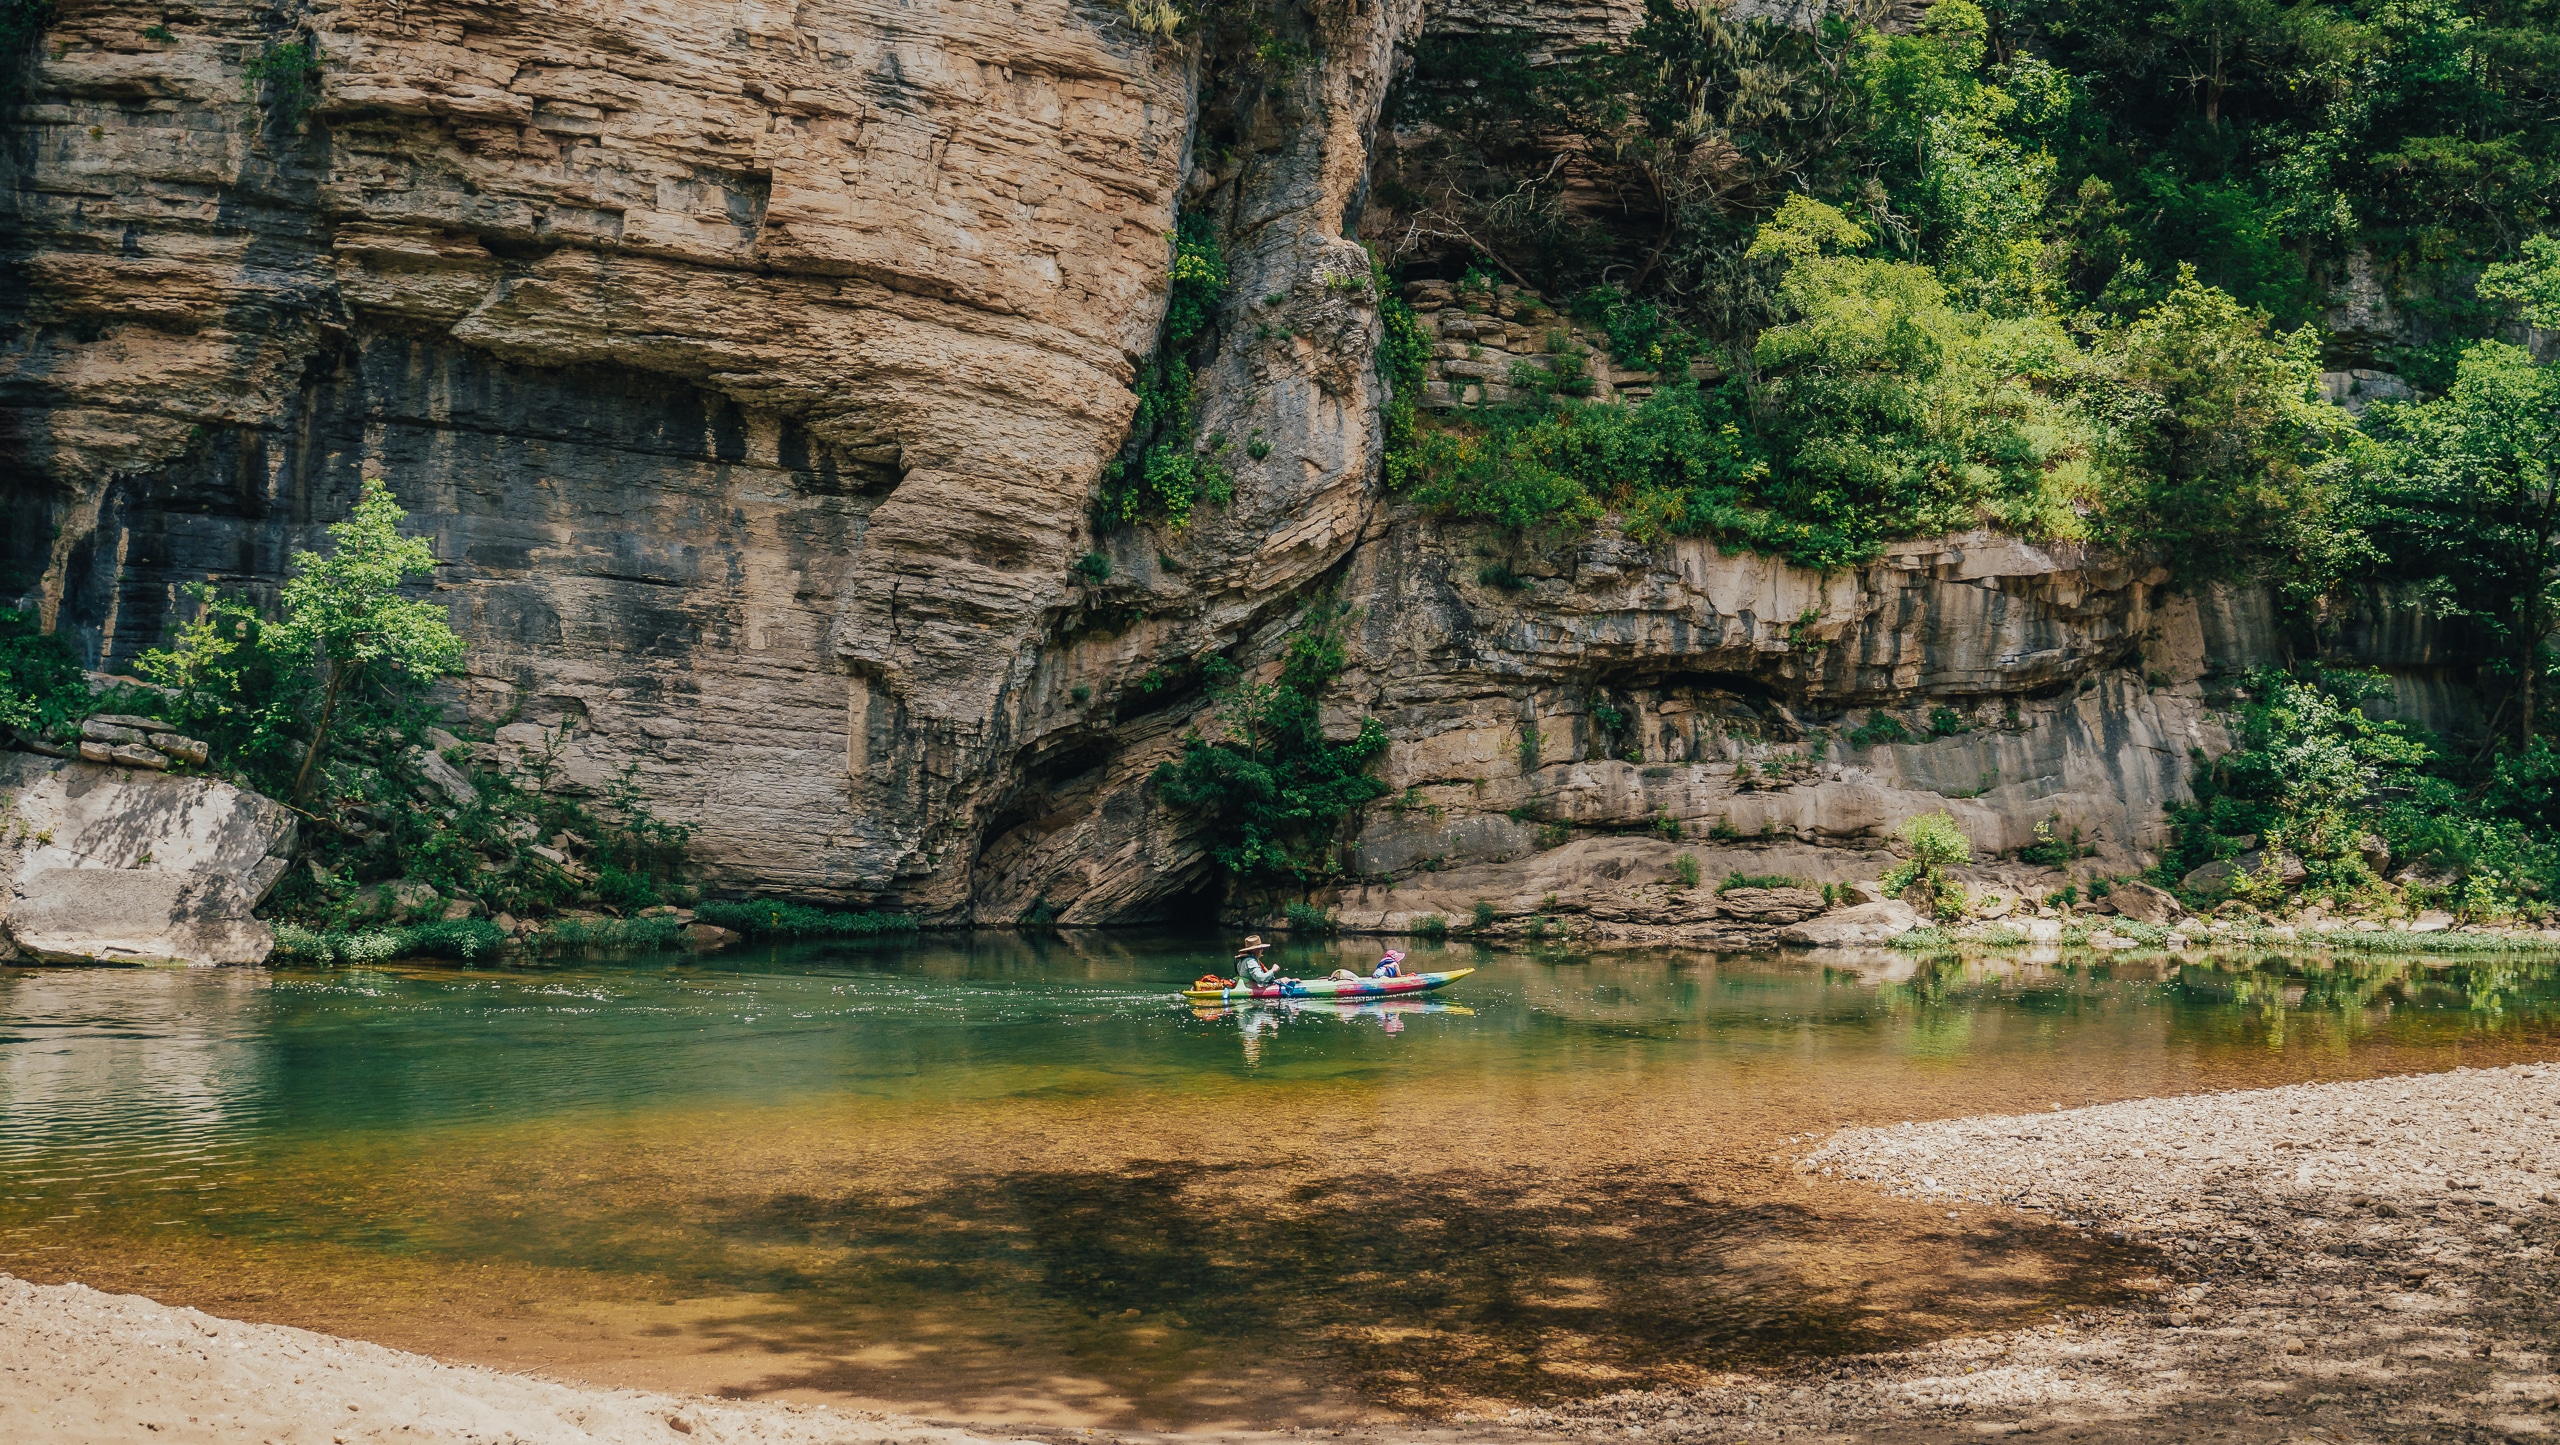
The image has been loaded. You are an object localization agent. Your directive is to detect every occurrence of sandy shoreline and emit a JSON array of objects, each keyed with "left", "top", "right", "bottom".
[
  {"left": 8, "top": 1063, "right": 2556, "bottom": 1443},
  {"left": 0, "top": 1273, "right": 1006, "bottom": 1444}
]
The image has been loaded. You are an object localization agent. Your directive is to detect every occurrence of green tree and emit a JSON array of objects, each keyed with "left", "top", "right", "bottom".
[
  {"left": 1849, "top": 0, "right": 2061, "bottom": 311},
  {"left": 272, "top": 478, "right": 464, "bottom": 800},
  {"left": 2095, "top": 265, "right": 2363, "bottom": 591},
  {"left": 141, "top": 476, "right": 463, "bottom": 803},
  {"left": 1882, "top": 809, "right": 1976, "bottom": 917},
  {"left": 2363, "top": 338, "right": 2560, "bottom": 741},
  {"left": 1746, "top": 198, "right": 2099, "bottom": 568}
]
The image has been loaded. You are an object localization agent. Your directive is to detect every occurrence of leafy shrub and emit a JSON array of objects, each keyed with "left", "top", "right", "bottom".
[
  {"left": 1152, "top": 598, "right": 1390, "bottom": 884},
  {"left": 1162, "top": 213, "right": 1229, "bottom": 346},
  {"left": 1573, "top": 287, "right": 1701, "bottom": 375},
  {"left": 593, "top": 863, "right": 662, "bottom": 913},
  {"left": 1927, "top": 706, "right": 1971, "bottom": 737},
  {"left": 1071, "top": 552, "right": 1112, "bottom": 584},
  {"left": 242, "top": 40, "right": 320, "bottom": 124},
  {"left": 1414, "top": 914, "right": 1449, "bottom": 940},
  {"left": 543, "top": 915, "right": 684, "bottom": 954},
  {"left": 1721, "top": 871, "right": 1805, "bottom": 893},
  {"left": 692, "top": 900, "right": 918, "bottom": 939},
  {"left": 1672, "top": 852, "right": 1701, "bottom": 887},
  {"left": 1471, "top": 899, "right": 1498, "bottom": 930},
  {"left": 2019, "top": 815, "right": 2083, "bottom": 866},
  {"left": 0, "top": 608, "right": 88, "bottom": 737},
  {"left": 1282, "top": 900, "right": 1339, "bottom": 934},
  {"left": 1100, "top": 216, "right": 1234, "bottom": 529},
  {"left": 1881, "top": 811, "right": 1974, "bottom": 913},
  {"left": 1477, "top": 564, "right": 1531, "bottom": 591},
  {"left": 1849, "top": 712, "right": 1913, "bottom": 747}
]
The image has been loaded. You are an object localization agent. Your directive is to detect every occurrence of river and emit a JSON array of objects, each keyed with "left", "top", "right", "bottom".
[{"left": 4, "top": 934, "right": 2556, "bottom": 1430}]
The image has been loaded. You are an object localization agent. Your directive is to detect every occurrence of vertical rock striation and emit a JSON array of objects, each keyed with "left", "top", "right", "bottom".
[{"left": 5, "top": 0, "right": 1193, "bottom": 910}]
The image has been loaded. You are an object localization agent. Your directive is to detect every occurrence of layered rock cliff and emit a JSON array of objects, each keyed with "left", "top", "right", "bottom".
[
  {"left": 0, "top": 0, "right": 2476, "bottom": 926},
  {"left": 5, "top": 0, "right": 1198, "bottom": 912}
]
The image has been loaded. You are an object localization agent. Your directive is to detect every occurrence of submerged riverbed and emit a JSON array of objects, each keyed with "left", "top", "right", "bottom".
[{"left": 3, "top": 935, "right": 2556, "bottom": 1431}]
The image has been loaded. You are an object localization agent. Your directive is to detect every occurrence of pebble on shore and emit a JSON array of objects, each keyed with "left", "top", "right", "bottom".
[{"left": 1507, "top": 1063, "right": 2560, "bottom": 1442}]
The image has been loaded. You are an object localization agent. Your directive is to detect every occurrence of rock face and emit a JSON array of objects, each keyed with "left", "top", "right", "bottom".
[
  {"left": 0, "top": 754, "right": 298, "bottom": 964},
  {"left": 2108, "top": 879, "right": 2185, "bottom": 925},
  {"left": 1777, "top": 900, "right": 1920, "bottom": 947},
  {"left": 0, "top": 3, "right": 2493, "bottom": 927},
  {"left": 4, "top": 0, "right": 1196, "bottom": 915}
]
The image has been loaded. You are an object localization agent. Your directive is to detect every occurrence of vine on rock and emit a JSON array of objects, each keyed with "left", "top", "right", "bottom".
[{"left": 1101, "top": 215, "right": 1235, "bottom": 530}]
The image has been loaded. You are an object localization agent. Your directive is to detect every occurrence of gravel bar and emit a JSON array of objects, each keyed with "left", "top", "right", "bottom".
[{"left": 1506, "top": 1063, "right": 2560, "bottom": 1443}]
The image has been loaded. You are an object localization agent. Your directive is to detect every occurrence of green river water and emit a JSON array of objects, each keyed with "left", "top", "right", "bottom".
[{"left": 4, "top": 934, "right": 2557, "bottom": 1430}]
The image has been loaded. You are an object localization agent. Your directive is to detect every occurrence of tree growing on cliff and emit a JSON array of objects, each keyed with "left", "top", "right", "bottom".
[
  {"left": 2350, "top": 240, "right": 2560, "bottom": 747},
  {"left": 1152, "top": 600, "right": 1390, "bottom": 886},
  {"left": 141, "top": 475, "right": 463, "bottom": 804},
  {"left": 272, "top": 477, "right": 464, "bottom": 801},
  {"left": 2091, "top": 266, "right": 2365, "bottom": 595}
]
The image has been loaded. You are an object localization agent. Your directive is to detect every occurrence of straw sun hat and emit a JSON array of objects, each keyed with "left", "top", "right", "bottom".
[{"left": 1236, "top": 935, "right": 1271, "bottom": 954}]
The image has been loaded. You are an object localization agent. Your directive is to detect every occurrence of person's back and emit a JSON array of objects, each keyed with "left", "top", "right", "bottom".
[{"left": 1372, "top": 950, "right": 1406, "bottom": 978}]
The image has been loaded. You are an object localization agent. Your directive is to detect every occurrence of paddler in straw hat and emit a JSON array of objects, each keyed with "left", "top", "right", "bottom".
[{"left": 1235, "top": 934, "right": 1284, "bottom": 990}]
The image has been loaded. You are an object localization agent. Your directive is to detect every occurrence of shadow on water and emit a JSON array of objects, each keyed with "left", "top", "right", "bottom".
[{"left": 678, "top": 1160, "right": 2147, "bottom": 1417}]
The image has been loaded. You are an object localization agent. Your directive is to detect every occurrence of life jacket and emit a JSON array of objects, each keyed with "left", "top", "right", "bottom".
[{"left": 1193, "top": 974, "right": 1231, "bottom": 991}]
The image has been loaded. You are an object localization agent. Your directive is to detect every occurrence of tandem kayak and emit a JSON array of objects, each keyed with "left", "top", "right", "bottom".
[{"left": 1181, "top": 967, "right": 1474, "bottom": 1003}]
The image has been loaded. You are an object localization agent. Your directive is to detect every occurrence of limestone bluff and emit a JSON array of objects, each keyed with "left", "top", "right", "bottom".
[{"left": 0, "top": 0, "right": 2460, "bottom": 924}]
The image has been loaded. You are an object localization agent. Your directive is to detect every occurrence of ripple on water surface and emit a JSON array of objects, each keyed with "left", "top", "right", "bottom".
[{"left": 4, "top": 934, "right": 2557, "bottom": 1428}]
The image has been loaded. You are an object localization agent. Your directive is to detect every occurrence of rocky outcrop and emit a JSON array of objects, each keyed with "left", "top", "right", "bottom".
[
  {"left": 0, "top": 753, "right": 298, "bottom": 964},
  {"left": 0, "top": 2, "right": 2493, "bottom": 931},
  {"left": 4, "top": 0, "right": 1195, "bottom": 915},
  {"left": 971, "top": 522, "right": 2242, "bottom": 923},
  {"left": 70, "top": 713, "right": 211, "bottom": 772},
  {"left": 1777, "top": 900, "right": 1919, "bottom": 946}
]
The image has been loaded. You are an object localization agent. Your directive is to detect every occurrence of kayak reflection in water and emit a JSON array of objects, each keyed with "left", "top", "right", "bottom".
[
  {"left": 1237, "top": 1003, "right": 1279, "bottom": 1065},
  {"left": 1192, "top": 995, "right": 1477, "bottom": 1060}
]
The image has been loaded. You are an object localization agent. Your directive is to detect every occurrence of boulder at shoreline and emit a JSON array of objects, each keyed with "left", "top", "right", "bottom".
[{"left": 0, "top": 752, "right": 297, "bottom": 965}]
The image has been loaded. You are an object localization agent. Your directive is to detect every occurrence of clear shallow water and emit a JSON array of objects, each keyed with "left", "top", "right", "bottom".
[{"left": 3, "top": 934, "right": 2557, "bottom": 1429}]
